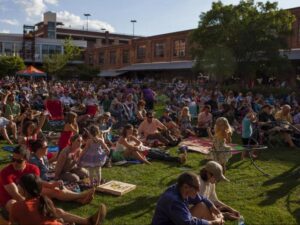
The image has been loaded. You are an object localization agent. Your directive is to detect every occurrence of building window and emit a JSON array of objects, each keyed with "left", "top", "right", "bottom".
[
  {"left": 98, "top": 52, "right": 105, "bottom": 64},
  {"left": 110, "top": 50, "right": 116, "bottom": 64},
  {"left": 154, "top": 42, "right": 165, "bottom": 57},
  {"left": 47, "top": 22, "right": 56, "bottom": 39},
  {"left": 122, "top": 50, "right": 129, "bottom": 64},
  {"left": 173, "top": 39, "right": 186, "bottom": 57},
  {"left": 137, "top": 45, "right": 146, "bottom": 60},
  {"left": 3, "top": 42, "right": 13, "bottom": 56}
]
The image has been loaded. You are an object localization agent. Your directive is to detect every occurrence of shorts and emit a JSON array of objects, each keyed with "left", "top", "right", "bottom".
[{"left": 0, "top": 117, "right": 10, "bottom": 128}]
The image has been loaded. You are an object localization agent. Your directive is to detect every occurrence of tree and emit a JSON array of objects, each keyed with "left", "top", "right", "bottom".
[
  {"left": 190, "top": 0, "right": 296, "bottom": 81},
  {"left": 43, "top": 36, "right": 81, "bottom": 76},
  {"left": 0, "top": 56, "right": 25, "bottom": 76}
]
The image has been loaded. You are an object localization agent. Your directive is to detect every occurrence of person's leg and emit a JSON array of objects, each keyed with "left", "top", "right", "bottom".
[
  {"left": 56, "top": 208, "right": 89, "bottom": 224},
  {"left": 147, "top": 133, "right": 169, "bottom": 145},
  {"left": 8, "top": 121, "right": 17, "bottom": 140},
  {"left": 60, "top": 172, "right": 81, "bottom": 183},
  {"left": 282, "top": 132, "right": 295, "bottom": 147},
  {"left": 124, "top": 150, "right": 151, "bottom": 164},
  {"left": 95, "top": 167, "right": 101, "bottom": 186},
  {"left": 190, "top": 202, "right": 214, "bottom": 220},
  {"left": 88, "top": 167, "right": 96, "bottom": 186},
  {"left": 41, "top": 187, "right": 94, "bottom": 204},
  {"left": 147, "top": 149, "right": 180, "bottom": 163},
  {"left": 72, "top": 167, "right": 89, "bottom": 180},
  {"left": 0, "top": 128, "right": 13, "bottom": 145},
  {"left": 5, "top": 199, "right": 16, "bottom": 215}
]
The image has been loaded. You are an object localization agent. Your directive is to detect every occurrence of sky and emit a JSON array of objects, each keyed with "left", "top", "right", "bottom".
[{"left": 0, "top": 0, "right": 299, "bottom": 36}]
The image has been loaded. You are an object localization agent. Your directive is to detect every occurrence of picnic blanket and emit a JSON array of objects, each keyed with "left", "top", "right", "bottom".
[
  {"left": 179, "top": 137, "right": 245, "bottom": 154},
  {"left": 2, "top": 145, "right": 59, "bottom": 153}
]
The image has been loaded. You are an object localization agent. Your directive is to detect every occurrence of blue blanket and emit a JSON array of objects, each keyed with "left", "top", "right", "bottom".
[{"left": 2, "top": 146, "right": 59, "bottom": 153}]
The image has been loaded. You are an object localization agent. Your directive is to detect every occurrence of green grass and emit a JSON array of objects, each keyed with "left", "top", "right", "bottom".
[{"left": 1, "top": 140, "right": 299, "bottom": 225}]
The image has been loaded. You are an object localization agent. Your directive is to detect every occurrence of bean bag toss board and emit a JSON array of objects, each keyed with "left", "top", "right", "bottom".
[{"left": 96, "top": 180, "right": 136, "bottom": 196}]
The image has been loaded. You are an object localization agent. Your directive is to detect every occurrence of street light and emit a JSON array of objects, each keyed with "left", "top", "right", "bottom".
[
  {"left": 84, "top": 13, "right": 91, "bottom": 31},
  {"left": 130, "top": 19, "right": 137, "bottom": 38}
]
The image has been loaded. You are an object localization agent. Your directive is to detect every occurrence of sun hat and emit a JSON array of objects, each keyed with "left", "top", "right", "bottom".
[{"left": 205, "top": 161, "right": 229, "bottom": 182}]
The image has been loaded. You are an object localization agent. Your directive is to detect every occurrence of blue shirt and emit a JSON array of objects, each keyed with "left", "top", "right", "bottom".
[
  {"left": 152, "top": 184, "right": 212, "bottom": 225},
  {"left": 242, "top": 117, "right": 252, "bottom": 138},
  {"left": 29, "top": 154, "right": 50, "bottom": 181}
]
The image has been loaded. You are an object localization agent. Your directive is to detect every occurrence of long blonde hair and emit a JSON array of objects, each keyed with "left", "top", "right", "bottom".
[
  {"left": 180, "top": 106, "right": 191, "bottom": 121},
  {"left": 214, "top": 117, "right": 232, "bottom": 140}
]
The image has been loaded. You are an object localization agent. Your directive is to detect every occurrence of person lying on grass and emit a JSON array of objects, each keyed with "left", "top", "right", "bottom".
[
  {"left": 112, "top": 124, "right": 187, "bottom": 165},
  {"left": 152, "top": 172, "right": 224, "bottom": 225},
  {"left": 10, "top": 173, "right": 106, "bottom": 225},
  {"left": 0, "top": 146, "right": 95, "bottom": 216},
  {"left": 199, "top": 161, "right": 240, "bottom": 221}
]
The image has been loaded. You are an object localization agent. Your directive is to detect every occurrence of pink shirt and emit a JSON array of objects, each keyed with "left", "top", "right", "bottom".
[
  {"left": 198, "top": 112, "right": 212, "bottom": 128},
  {"left": 138, "top": 119, "right": 165, "bottom": 138}
]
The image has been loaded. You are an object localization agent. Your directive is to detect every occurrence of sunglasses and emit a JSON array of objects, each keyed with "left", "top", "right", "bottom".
[{"left": 12, "top": 158, "right": 24, "bottom": 163}]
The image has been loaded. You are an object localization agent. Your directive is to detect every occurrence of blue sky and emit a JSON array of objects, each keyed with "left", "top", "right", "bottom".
[{"left": 0, "top": 0, "right": 299, "bottom": 36}]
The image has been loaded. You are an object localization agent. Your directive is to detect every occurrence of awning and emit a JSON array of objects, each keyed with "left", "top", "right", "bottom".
[
  {"left": 117, "top": 61, "right": 194, "bottom": 72},
  {"left": 98, "top": 70, "right": 127, "bottom": 77}
]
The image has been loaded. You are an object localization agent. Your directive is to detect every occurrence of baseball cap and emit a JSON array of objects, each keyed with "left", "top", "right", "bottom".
[{"left": 204, "top": 161, "right": 229, "bottom": 182}]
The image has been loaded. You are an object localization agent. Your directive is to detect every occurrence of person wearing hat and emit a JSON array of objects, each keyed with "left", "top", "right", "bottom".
[
  {"left": 197, "top": 161, "right": 240, "bottom": 221},
  {"left": 152, "top": 172, "right": 224, "bottom": 225}
]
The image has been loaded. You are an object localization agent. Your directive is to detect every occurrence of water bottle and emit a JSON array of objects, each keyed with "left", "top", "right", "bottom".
[{"left": 238, "top": 215, "right": 245, "bottom": 225}]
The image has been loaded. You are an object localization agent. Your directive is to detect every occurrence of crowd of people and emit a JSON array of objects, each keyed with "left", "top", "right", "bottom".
[{"left": 0, "top": 75, "right": 299, "bottom": 224}]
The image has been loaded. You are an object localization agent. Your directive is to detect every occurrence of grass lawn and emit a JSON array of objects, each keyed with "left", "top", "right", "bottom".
[
  {"left": 0, "top": 140, "right": 299, "bottom": 225},
  {"left": 0, "top": 99, "right": 299, "bottom": 224}
]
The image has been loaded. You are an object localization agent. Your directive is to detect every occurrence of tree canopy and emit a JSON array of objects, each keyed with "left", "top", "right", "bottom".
[
  {"left": 190, "top": 0, "right": 296, "bottom": 82},
  {"left": 43, "top": 36, "right": 81, "bottom": 76},
  {"left": 0, "top": 56, "right": 25, "bottom": 76}
]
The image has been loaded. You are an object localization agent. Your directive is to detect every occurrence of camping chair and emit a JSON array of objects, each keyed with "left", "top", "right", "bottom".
[{"left": 44, "top": 99, "right": 65, "bottom": 131}]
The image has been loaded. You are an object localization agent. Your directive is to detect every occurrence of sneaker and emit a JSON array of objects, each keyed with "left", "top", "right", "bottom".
[{"left": 89, "top": 203, "right": 107, "bottom": 225}]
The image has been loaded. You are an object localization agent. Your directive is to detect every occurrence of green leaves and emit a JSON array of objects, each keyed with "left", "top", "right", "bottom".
[
  {"left": 0, "top": 56, "right": 25, "bottom": 76},
  {"left": 43, "top": 36, "right": 82, "bottom": 76},
  {"left": 190, "top": 0, "right": 296, "bottom": 81}
]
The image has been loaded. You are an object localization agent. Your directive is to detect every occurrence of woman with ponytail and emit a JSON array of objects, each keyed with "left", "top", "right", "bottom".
[{"left": 10, "top": 174, "right": 107, "bottom": 225}]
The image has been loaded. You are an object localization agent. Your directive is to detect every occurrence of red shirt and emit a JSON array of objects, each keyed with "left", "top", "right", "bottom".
[
  {"left": 0, "top": 163, "right": 40, "bottom": 207},
  {"left": 11, "top": 198, "right": 62, "bottom": 225}
]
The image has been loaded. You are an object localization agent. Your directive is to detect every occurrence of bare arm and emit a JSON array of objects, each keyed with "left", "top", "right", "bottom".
[{"left": 4, "top": 183, "right": 25, "bottom": 202}]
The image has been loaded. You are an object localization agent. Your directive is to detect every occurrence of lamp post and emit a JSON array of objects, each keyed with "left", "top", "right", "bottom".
[
  {"left": 130, "top": 19, "right": 137, "bottom": 38},
  {"left": 84, "top": 13, "right": 91, "bottom": 31}
]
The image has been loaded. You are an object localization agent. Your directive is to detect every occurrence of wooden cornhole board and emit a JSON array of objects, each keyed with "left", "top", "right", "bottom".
[{"left": 96, "top": 180, "right": 136, "bottom": 196}]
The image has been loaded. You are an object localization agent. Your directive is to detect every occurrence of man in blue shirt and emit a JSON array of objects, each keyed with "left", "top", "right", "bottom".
[{"left": 152, "top": 172, "right": 224, "bottom": 225}]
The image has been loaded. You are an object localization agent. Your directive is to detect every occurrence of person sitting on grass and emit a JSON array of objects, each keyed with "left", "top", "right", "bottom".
[
  {"left": 55, "top": 134, "right": 89, "bottom": 183},
  {"left": 197, "top": 105, "right": 213, "bottom": 137},
  {"left": 178, "top": 106, "right": 196, "bottom": 138},
  {"left": 10, "top": 173, "right": 106, "bottom": 225},
  {"left": 0, "top": 111, "right": 17, "bottom": 145},
  {"left": 0, "top": 146, "right": 95, "bottom": 215},
  {"left": 138, "top": 111, "right": 178, "bottom": 147},
  {"left": 113, "top": 124, "right": 187, "bottom": 165},
  {"left": 199, "top": 161, "right": 240, "bottom": 221},
  {"left": 152, "top": 172, "right": 224, "bottom": 225}
]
